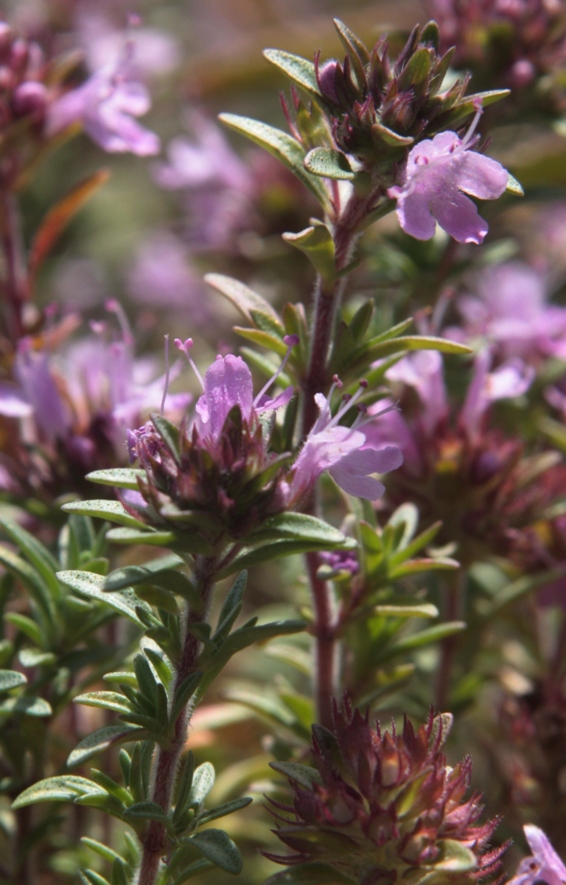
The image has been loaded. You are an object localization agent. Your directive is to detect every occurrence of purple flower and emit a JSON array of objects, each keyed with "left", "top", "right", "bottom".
[
  {"left": 457, "top": 261, "right": 566, "bottom": 361},
  {"left": 126, "top": 231, "right": 209, "bottom": 317},
  {"left": 47, "top": 43, "right": 160, "bottom": 155},
  {"left": 388, "top": 113, "right": 509, "bottom": 244},
  {"left": 0, "top": 342, "right": 71, "bottom": 441},
  {"left": 459, "top": 349, "right": 533, "bottom": 440},
  {"left": 365, "top": 348, "right": 533, "bottom": 469},
  {"left": 290, "top": 381, "right": 403, "bottom": 502},
  {"left": 175, "top": 337, "right": 294, "bottom": 450},
  {"left": 508, "top": 825, "right": 566, "bottom": 885},
  {"left": 153, "top": 114, "right": 255, "bottom": 250}
]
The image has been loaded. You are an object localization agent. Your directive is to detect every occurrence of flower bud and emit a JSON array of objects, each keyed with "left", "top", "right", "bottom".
[
  {"left": 267, "top": 704, "right": 505, "bottom": 884},
  {"left": 12, "top": 81, "right": 47, "bottom": 118}
]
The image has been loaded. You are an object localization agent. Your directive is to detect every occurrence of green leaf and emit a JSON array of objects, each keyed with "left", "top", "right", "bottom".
[
  {"left": 434, "top": 839, "right": 477, "bottom": 872},
  {"left": 102, "top": 555, "right": 183, "bottom": 592},
  {"left": 366, "top": 334, "right": 471, "bottom": 361},
  {"left": 371, "top": 121, "right": 414, "bottom": 148},
  {"left": 201, "top": 620, "right": 306, "bottom": 692},
  {"left": 388, "top": 558, "right": 459, "bottom": 579},
  {"left": 282, "top": 224, "right": 336, "bottom": 285},
  {"left": 73, "top": 691, "right": 131, "bottom": 714},
  {"left": 151, "top": 412, "right": 182, "bottom": 463},
  {"left": 0, "top": 546, "right": 56, "bottom": 633},
  {"left": 67, "top": 725, "right": 141, "bottom": 768},
  {"left": 224, "top": 688, "right": 304, "bottom": 734},
  {"left": 218, "top": 538, "right": 355, "bottom": 577},
  {"left": 0, "top": 518, "right": 60, "bottom": 600},
  {"left": 376, "top": 622, "right": 466, "bottom": 663},
  {"left": 0, "top": 696, "right": 52, "bottom": 716},
  {"left": 249, "top": 512, "right": 353, "bottom": 546},
  {"left": 198, "top": 796, "right": 253, "bottom": 825},
  {"left": 264, "top": 862, "right": 355, "bottom": 883},
  {"left": 80, "top": 870, "right": 112, "bottom": 885},
  {"left": 204, "top": 274, "right": 282, "bottom": 326},
  {"left": 371, "top": 604, "right": 439, "bottom": 619},
  {"left": 19, "top": 649, "right": 56, "bottom": 669},
  {"left": 214, "top": 571, "right": 247, "bottom": 641},
  {"left": 81, "top": 838, "right": 123, "bottom": 865},
  {"left": 190, "top": 829, "right": 242, "bottom": 874},
  {"left": 189, "top": 762, "right": 215, "bottom": 806},
  {"left": 4, "top": 613, "right": 42, "bottom": 645},
  {"left": 106, "top": 527, "right": 211, "bottom": 554},
  {"left": 506, "top": 172, "right": 524, "bottom": 196},
  {"left": 0, "top": 670, "right": 27, "bottom": 692},
  {"left": 61, "top": 500, "right": 147, "bottom": 528},
  {"left": 170, "top": 672, "right": 203, "bottom": 725},
  {"left": 170, "top": 860, "right": 214, "bottom": 885},
  {"left": 85, "top": 468, "right": 145, "bottom": 489},
  {"left": 333, "top": 19, "right": 369, "bottom": 85},
  {"left": 13, "top": 775, "right": 102, "bottom": 808},
  {"left": 123, "top": 801, "right": 169, "bottom": 824},
  {"left": 219, "top": 113, "right": 328, "bottom": 206},
  {"left": 262, "top": 49, "right": 321, "bottom": 97},
  {"left": 57, "top": 571, "right": 151, "bottom": 626},
  {"left": 270, "top": 762, "right": 322, "bottom": 790},
  {"left": 435, "top": 89, "right": 509, "bottom": 130},
  {"left": 303, "top": 148, "right": 355, "bottom": 180}
]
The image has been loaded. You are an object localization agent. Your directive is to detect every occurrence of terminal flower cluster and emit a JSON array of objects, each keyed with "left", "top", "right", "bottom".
[
  {"left": 267, "top": 704, "right": 505, "bottom": 884},
  {"left": 126, "top": 339, "right": 402, "bottom": 541}
]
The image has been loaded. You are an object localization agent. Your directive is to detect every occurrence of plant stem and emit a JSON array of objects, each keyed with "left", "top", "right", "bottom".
[
  {"left": 306, "top": 549, "right": 338, "bottom": 730},
  {"left": 301, "top": 187, "right": 381, "bottom": 728},
  {"left": 435, "top": 570, "right": 465, "bottom": 711},
  {"left": 136, "top": 557, "right": 216, "bottom": 885},
  {"left": 0, "top": 189, "right": 27, "bottom": 341}
]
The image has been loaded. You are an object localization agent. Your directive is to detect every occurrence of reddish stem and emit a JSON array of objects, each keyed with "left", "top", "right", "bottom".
[
  {"left": 0, "top": 189, "right": 27, "bottom": 341},
  {"left": 301, "top": 187, "right": 383, "bottom": 727},
  {"left": 136, "top": 558, "right": 216, "bottom": 885}
]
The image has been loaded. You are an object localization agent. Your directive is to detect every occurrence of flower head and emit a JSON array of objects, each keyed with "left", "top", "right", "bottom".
[
  {"left": 363, "top": 349, "right": 560, "bottom": 567},
  {"left": 126, "top": 347, "right": 403, "bottom": 541},
  {"left": 508, "top": 826, "right": 566, "bottom": 885},
  {"left": 457, "top": 261, "right": 566, "bottom": 362},
  {"left": 127, "top": 338, "right": 297, "bottom": 540},
  {"left": 388, "top": 111, "right": 509, "bottom": 244},
  {"left": 47, "top": 39, "right": 159, "bottom": 155},
  {"left": 267, "top": 704, "right": 505, "bottom": 884},
  {"left": 0, "top": 304, "right": 186, "bottom": 502}
]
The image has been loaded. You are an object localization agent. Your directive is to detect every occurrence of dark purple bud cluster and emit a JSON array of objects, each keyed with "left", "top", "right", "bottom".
[
  {"left": 0, "top": 22, "right": 48, "bottom": 131},
  {"left": 425, "top": 0, "right": 566, "bottom": 100},
  {"left": 310, "top": 19, "right": 485, "bottom": 173},
  {"left": 125, "top": 405, "right": 291, "bottom": 544},
  {"left": 268, "top": 703, "right": 505, "bottom": 884}
]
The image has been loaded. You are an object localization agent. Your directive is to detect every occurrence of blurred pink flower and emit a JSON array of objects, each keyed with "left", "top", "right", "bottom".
[
  {"left": 457, "top": 261, "right": 566, "bottom": 361},
  {"left": 47, "top": 40, "right": 160, "bottom": 155}
]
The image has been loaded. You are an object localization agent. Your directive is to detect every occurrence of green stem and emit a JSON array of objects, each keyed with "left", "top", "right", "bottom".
[{"left": 135, "top": 557, "right": 216, "bottom": 885}]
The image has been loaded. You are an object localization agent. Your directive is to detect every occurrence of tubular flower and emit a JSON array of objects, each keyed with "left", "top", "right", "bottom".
[
  {"left": 267, "top": 704, "right": 505, "bottom": 885},
  {"left": 289, "top": 379, "right": 403, "bottom": 505},
  {"left": 508, "top": 825, "right": 566, "bottom": 885},
  {"left": 388, "top": 111, "right": 509, "bottom": 244}
]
